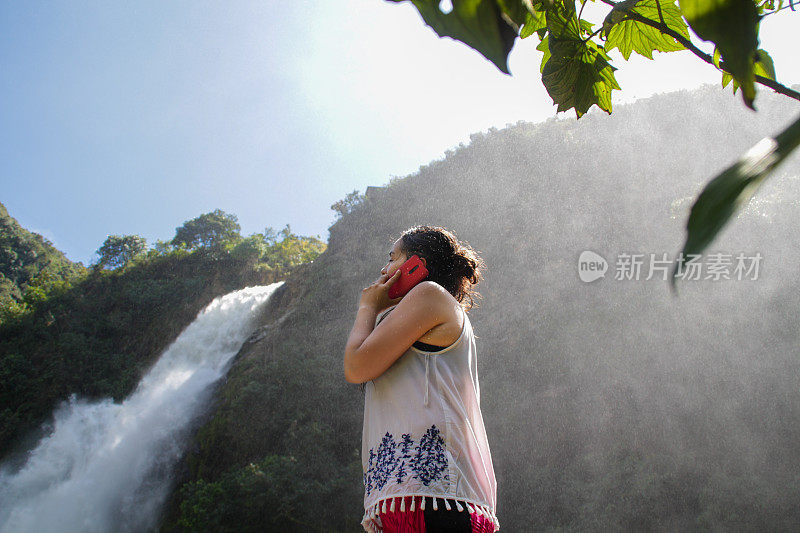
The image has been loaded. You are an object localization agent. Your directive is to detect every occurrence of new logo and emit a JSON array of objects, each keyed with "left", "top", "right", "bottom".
[{"left": 578, "top": 251, "right": 607, "bottom": 282}]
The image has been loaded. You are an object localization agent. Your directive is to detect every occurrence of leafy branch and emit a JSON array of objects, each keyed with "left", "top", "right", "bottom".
[
  {"left": 598, "top": 0, "right": 800, "bottom": 102},
  {"left": 386, "top": 0, "right": 797, "bottom": 289}
]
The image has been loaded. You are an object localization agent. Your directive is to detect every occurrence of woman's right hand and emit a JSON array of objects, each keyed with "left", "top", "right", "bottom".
[{"left": 359, "top": 270, "right": 402, "bottom": 311}]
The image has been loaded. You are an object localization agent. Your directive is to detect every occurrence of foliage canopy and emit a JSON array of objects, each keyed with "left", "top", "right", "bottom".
[
  {"left": 331, "top": 190, "right": 366, "bottom": 219},
  {"left": 172, "top": 209, "right": 242, "bottom": 250},
  {"left": 96, "top": 235, "right": 148, "bottom": 270},
  {"left": 0, "top": 202, "right": 85, "bottom": 320}
]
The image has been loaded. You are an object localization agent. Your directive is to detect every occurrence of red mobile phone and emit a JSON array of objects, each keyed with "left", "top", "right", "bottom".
[{"left": 388, "top": 255, "right": 429, "bottom": 299}]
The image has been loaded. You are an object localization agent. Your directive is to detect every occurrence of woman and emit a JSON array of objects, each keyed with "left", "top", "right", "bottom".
[{"left": 344, "top": 226, "right": 499, "bottom": 533}]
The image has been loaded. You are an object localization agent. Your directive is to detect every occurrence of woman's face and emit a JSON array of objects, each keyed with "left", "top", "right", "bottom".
[{"left": 381, "top": 238, "right": 408, "bottom": 277}]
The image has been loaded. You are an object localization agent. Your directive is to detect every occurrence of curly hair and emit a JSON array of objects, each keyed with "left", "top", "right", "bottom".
[{"left": 397, "top": 225, "right": 485, "bottom": 309}]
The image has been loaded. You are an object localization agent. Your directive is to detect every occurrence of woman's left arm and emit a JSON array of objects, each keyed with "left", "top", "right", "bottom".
[{"left": 343, "top": 279, "right": 448, "bottom": 384}]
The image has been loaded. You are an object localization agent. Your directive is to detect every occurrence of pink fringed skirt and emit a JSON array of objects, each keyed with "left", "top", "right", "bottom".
[{"left": 367, "top": 496, "right": 497, "bottom": 533}]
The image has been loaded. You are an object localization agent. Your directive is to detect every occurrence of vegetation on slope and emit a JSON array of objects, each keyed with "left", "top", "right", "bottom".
[{"left": 0, "top": 202, "right": 86, "bottom": 320}]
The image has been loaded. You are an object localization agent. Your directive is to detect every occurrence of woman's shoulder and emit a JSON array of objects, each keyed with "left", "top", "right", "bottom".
[
  {"left": 404, "top": 281, "right": 464, "bottom": 322},
  {"left": 405, "top": 282, "right": 466, "bottom": 347},
  {"left": 377, "top": 282, "right": 458, "bottom": 324},
  {"left": 405, "top": 281, "right": 458, "bottom": 307}
]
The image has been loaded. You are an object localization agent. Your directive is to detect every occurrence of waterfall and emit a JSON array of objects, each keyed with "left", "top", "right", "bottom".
[{"left": 0, "top": 283, "right": 283, "bottom": 533}]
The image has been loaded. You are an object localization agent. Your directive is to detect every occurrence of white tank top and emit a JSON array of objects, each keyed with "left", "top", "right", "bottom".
[{"left": 360, "top": 304, "right": 499, "bottom": 532}]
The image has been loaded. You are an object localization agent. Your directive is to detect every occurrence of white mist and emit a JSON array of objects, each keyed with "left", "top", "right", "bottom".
[{"left": 0, "top": 283, "right": 283, "bottom": 533}]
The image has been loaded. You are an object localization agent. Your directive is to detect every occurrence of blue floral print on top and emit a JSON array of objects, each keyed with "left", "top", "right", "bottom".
[{"left": 364, "top": 424, "right": 448, "bottom": 496}]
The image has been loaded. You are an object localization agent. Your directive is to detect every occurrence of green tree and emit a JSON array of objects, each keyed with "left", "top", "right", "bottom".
[
  {"left": 230, "top": 235, "right": 267, "bottom": 266},
  {"left": 96, "top": 235, "right": 148, "bottom": 270},
  {"left": 171, "top": 209, "right": 242, "bottom": 251},
  {"left": 386, "top": 0, "right": 799, "bottom": 287},
  {"left": 262, "top": 226, "right": 279, "bottom": 246},
  {"left": 0, "top": 202, "right": 85, "bottom": 313},
  {"left": 331, "top": 190, "right": 365, "bottom": 218},
  {"left": 153, "top": 239, "right": 174, "bottom": 255},
  {"left": 262, "top": 225, "right": 326, "bottom": 270}
]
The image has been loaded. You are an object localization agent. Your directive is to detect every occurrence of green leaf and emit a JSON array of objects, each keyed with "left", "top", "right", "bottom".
[
  {"left": 753, "top": 48, "right": 775, "bottom": 80},
  {"left": 520, "top": 7, "right": 547, "bottom": 37},
  {"left": 496, "top": 0, "right": 532, "bottom": 26},
  {"left": 603, "top": 0, "right": 640, "bottom": 37},
  {"left": 721, "top": 49, "right": 772, "bottom": 95},
  {"left": 388, "top": 0, "right": 518, "bottom": 73},
  {"left": 672, "top": 114, "right": 800, "bottom": 288},
  {"left": 536, "top": 34, "right": 551, "bottom": 71},
  {"left": 604, "top": 0, "right": 689, "bottom": 60},
  {"left": 678, "top": 0, "right": 759, "bottom": 108},
  {"left": 546, "top": 0, "right": 581, "bottom": 38},
  {"left": 722, "top": 71, "right": 737, "bottom": 91},
  {"left": 541, "top": 7, "right": 621, "bottom": 117}
]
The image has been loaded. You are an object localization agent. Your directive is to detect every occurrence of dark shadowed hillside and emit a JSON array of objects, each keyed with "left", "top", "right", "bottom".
[{"left": 165, "top": 86, "right": 800, "bottom": 531}]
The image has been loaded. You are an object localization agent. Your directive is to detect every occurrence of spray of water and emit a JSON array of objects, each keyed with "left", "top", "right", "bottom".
[{"left": 0, "top": 283, "right": 283, "bottom": 533}]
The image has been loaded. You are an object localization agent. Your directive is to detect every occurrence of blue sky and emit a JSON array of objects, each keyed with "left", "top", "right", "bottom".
[{"left": 1, "top": 1, "right": 796, "bottom": 265}]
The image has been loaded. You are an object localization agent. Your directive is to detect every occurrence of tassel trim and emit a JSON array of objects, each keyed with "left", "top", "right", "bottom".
[{"left": 361, "top": 495, "right": 499, "bottom": 533}]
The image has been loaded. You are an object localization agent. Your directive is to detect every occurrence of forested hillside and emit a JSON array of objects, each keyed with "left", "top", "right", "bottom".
[
  {"left": 0, "top": 202, "right": 85, "bottom": 318},
  {"left": 0, "top": 209, "right": 325, "bottom": 460},
  {"left": 165, "top": 86, "right": 800, "bottom": 531}
]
